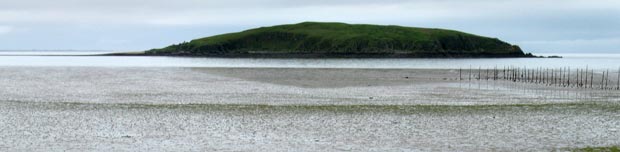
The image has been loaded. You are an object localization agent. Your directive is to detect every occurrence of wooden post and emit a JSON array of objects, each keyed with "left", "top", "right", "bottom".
[
  {"left": 568, "top": 67, "right": 571, "bottom": 87},
  {"left": 552, "top": 68, "right": 556, "bottom": 85},
  {"left": 581, "top": 68, "right": 586, "bottom": 88},
  {"left": 459, "top": 67, "right": 462, "bottom": 81},
  {"left": 508, "top": 66, "right": 512, "bottom": 81},
  {"left": 561, "top": 68, "right": 564, "bottom": 87},
  {"left": 516, "top": 67, "right": 519, "bottom": 82},
  {"left": 532, "top": 69, "right": 535, "bottom": 83},
  {"left": 494, "top": 66, "right": 498, "bottom": 80},
  {"left": 509, "top": 66, "right": 512, "bottom": 81},
  {"left": 478, "top": 66, "right": 481, "bottom": 81},
  {"left": 559, "top": 68, "right": 563, "bottom": 86},
  {"left": 524, "top": 67, "right": 530, "bottom": 83},
  {"left": 501, "top": 66, "right": 503, "bottom": 80},
  {"left": 538, "top": 67, "right": 541, "bottom": 84},
  {"left": 585, "top": 66, "right": 589, "bottom": 88},
  {"left": 540, "top": 68, "right": 547, "bottom": 84},
  {"left": 545, "top": 68, "right": 548, "bottom": 84},
  {"left": 563, "top": 67, "right": 566, "bottom": 87},
  {"left": 579, "top": 69, "right": 583, "bottom": 88},
  {"left": 601, "top": 70, "right": 605, "bottom": 90},
  {"left": 617, "top": 67, "right": 620, "bottom": 90},
  {"left": 606, "top": 69, "right": 610, "bottom": 90},
  {"left": 530, "top": 69, "right": 536, "bottom": 83},
  {"left": 469, "top": 66, "right": 472, "bottom": 82},
  {"left": 516, "top": 67, "right": 518, "bottom": 82},
  {"left": 486, "top": 67, "right": 489, "bottom": 81},
  {"left": 590, "top": 69, "right": 594, "bottom": 89},
  {"left": 534, "top": 67, "right": 538, "bottom": 83},
  {"left": 546, "top": 67, "right": 548, "bottom": 84},
  {"left": 577, "top": 68, "right": 580, "bottom": 88},
  {"left": 581, "top": 68, "right": 584, "bottom": 88}
]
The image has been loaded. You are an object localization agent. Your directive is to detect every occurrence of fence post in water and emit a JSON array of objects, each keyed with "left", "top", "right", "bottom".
[
  {"left": 532, "top": 68, "right": 535, "bottom": 83},
  {"left": 553, "top": 68, "right": 557, "bottom": 86},
  {"left": 516, "top": 67, "right": 519, "bottom": 82},
  {"left": 558, "top": 68, "right": 564, "bottom": 87},
  {"left": 549, "top": 68, "right": 557, "bottom": 85},
  {"left": 568, "top": 67, "right": 571, "bottom": 87},
  {"left": 540, "top": 67, "right": 544, "bottom": 84},
  {"left": 582, "top": 68, "right": 586, "bottom": 88},
  {"left": 606, "top": 69, "right": 610, "bottom": 90},
  {"left": 576, "top": 68, "right": 579, "bottom": 88},
  {"left": 549, "top": 68, "right": 553, "bottom": 85},
  {"left": 552, "top": 68, "right": 556, "bottom": 85},
  {"left": 559, "top": 68, "right": 563, "bottom": 86},
  {"left": 584, "top": 65, "right": 592, "bottom": 88},
  {"left": 581, "top": 68, "right": 585, "bottom": 88},
  {"left": 478, "top": 66, "right": 481, "bottom": 81},
  {"left": 545, "top": 67, "right": 548, "bottom": 84},
  {"left": 459, "top": 67, "right": 462, "bottom": 81},
  {"left": 601, "top": 70, "right": 605, "bottom": 90},
  {"left": 514, "top": 67, "right": 518, "bottom": 82},
  {"left": 494, "top": 66, "right": 498, "bottom": 80},
  {"left": 517, "top": 67, "right": 520, "bottom": 82},
  {"left": 506, "top": 66, "right": 512, "bottom": 80},
  {"left": 521, "top": 66, "right": 527, "bottom": 82},
  {"left": 590, "top": 69, "right": 594, "bottom": 89},
  {"left": 561, "top": 67, "right": 565, "bottom": 87},
  {"left": 524, "top": 67, "right": 531, "bottom": 83},
  {"left": 545, "top": 68, "right": 549, "bottom": 85},
  {"left": 528, "top": 68, "right": 532, "bottom": 83},
  {"left": 508, "top": 66, "right": 511, "bottom": 81},
  {"left": 469, "top": 66, "right": 472, "bottom": 82},
  {"left": 533, "top": 68, "right": 536, "bottom": 83},
  {"left": 617, "top": 67, "right": 620, "bottom": 90},
  {"left": 537, "top": 67, "right": 540, "bottom": 84},
  {"left": 500, "top": 65, "right": 506, "bottom": 80},
  {"left": 486, "top": 68, "right": 489, "bottom": 81}
]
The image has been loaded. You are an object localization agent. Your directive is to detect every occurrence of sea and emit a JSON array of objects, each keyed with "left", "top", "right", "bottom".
[{"left": 0, "top": 50, "right": 618, "bottom": 70}]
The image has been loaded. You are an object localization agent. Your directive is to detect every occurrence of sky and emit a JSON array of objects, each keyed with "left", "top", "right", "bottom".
[{"left": 0, "top": 0, "right": 618, "bottom": 53}]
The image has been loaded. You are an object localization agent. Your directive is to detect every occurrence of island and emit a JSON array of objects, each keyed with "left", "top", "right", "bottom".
[{"left": 142, "top": 22, "right": 534, "bottom": 58}]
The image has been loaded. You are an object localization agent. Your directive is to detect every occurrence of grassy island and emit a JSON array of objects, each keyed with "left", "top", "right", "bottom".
[{"left": 145, "top": 22, "right": 533, "bottom": 58}]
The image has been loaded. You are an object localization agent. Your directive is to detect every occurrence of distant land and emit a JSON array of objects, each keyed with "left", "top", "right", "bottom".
[{"left": 137, "top": 22, "right": 534, "bottom": 58}]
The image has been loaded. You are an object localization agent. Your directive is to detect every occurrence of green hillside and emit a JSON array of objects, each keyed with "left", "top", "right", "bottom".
[{"left": 146, "top": 22, "right": 532, "bottom": 58}]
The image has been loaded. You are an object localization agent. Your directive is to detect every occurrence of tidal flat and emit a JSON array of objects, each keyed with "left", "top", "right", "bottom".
[{"left": 1, "top": 67, "right": 619, "bottom": 151}]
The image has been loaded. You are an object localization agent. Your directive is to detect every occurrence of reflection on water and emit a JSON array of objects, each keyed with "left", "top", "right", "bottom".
[{"left": 0, "top": 52, "right": 619, "bottom": 69}]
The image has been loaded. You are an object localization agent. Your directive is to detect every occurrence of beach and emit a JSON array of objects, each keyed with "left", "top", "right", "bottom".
[{"left": 1, "top": 67, "right": 619, "bottom": 151}]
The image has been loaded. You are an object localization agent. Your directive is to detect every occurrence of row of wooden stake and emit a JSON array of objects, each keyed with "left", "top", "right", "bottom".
[{"left": 458, "top": 66, "right": 620, "bottom": 90}]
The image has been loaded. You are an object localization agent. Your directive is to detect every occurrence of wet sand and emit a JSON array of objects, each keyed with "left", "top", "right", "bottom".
[{"left": 1, "top": 67, "right": 619, "bottom": 151}]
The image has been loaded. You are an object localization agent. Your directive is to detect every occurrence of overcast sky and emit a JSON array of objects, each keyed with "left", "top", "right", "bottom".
[{"left": 0, "top": 0, "right": 618, "bottom": 53}]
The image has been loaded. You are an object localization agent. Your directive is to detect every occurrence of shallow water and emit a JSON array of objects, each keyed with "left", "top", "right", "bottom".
[{"left": 0, "top": 52, "right": 619, "bottom": 70}]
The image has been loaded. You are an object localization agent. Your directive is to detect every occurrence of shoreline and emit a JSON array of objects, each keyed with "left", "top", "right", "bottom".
[
  {"left": 0, "top": 51, "right": 562, "bottom": 58},
  {"left": 106, "top": 51, "right": 541, "bottom": 58}
]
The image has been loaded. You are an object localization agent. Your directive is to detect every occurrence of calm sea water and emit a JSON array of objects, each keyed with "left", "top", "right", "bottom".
[{"left": 0, "top": 51, "right": 619, "bottom": 70}]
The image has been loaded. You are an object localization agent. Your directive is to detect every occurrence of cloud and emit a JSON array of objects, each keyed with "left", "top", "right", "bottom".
[
  {"left": 0, "top": 0, "right": 618, "bottom": 52},
  {"left": 0, "top": 0, "right": 618, "bottom": 26},
  {"left": 0, "top": 26, "right": 13, "bottom": 34}
]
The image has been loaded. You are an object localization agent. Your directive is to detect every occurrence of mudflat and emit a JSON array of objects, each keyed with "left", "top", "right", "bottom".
[{"left": 1, "top": 67, "right": 619, "bottom": 151}]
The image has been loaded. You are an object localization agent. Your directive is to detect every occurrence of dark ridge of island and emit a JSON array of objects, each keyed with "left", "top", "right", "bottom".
[{"left": 142, "top": 22, "right": 534, "bottom": 58}]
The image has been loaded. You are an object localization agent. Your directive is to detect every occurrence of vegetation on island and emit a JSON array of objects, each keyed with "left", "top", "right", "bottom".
[{"left": 145, "top": 22, "right": 533, "bottom": 58}]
